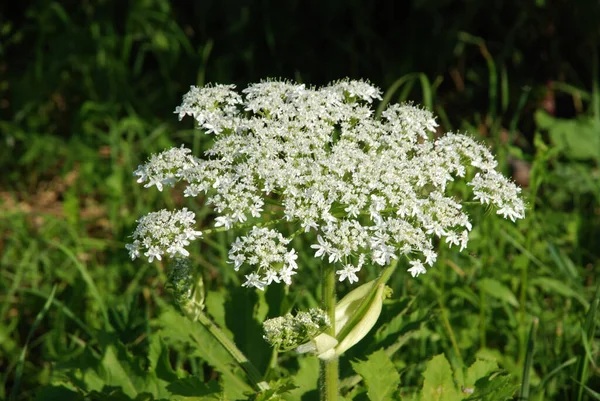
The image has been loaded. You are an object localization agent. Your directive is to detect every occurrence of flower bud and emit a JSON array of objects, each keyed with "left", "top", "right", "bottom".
[
  {"left": 167, "top": 258, "right": 205, "bottom": 321},
  {"left": 292, "top": 279, "right": 391, "bottom": 361},
  {"left": 263, "top": 309, "right": 330, "bottom": 351}
]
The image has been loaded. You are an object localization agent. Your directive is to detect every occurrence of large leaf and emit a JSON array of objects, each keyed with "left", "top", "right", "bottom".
[
  {"left": 205, "top": 288, "right": 233, "bottom": 338},
  {"left": 466, "top": 373, "right": 518, "bottom": 401},
  {"left": 421, "top": 354, "right": 462, "bottom": 401},
  {"left": 530, "top": 277, "right": 588, "bottom": 308},
  {"left": 478, "top": 278, "right": 519, "bottom": 307},
  {"left": 351, "top": 349, "right": 400, "bottom": 401},
  {"left": 283, "top": 356, "right": 319, "bottom": 401},
  {"left": 465, "top": 359, "right": 498, "bottom": 388},
  {"left": 167, "top": 377, "right": 222, "bottom": 400},
  {"left": 34, "top": 385, "right": 80, "bottom": 401},
  {"left": 55, "top": 339, "right": 173, "bottom": 399},
  {"left": 535, "top": 110, "right": 600, "bottom": 161},
  {"left": 155, "top": 308, "right": 253, "bottom": 400},
  {"left": 226, "top": 286, "right": 271, "bottom": 374}
]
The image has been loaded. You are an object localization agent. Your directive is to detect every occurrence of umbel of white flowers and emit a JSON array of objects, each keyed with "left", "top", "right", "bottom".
[{"left": 127, "top": 79, "right": 525, "bottom": 289}]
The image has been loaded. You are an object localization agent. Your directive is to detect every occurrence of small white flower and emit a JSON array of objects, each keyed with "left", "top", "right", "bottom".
[
  {"left": 214, "top": 215, "right": 234, "bottom": 229},
  {"left": 146, "top": 246, "right": 163, "bottom": 263},
  {"left": 279, "top": 266, "right": 297, "bottom": 285},
  {"left": 125, "top": 241, "right": 141, "bottom": 260},
  {"left": 242, "top": 272, "right": 266, "bottom": 290},
  {"left": 311, "top": 235, "right": 331, "bottom": 260},
  {"left": 336, "top": 264, "right": 361, "bottom": 284},
  {"left": 284, "top": 249, "right": 298, "bottom": 269},
  {"left": 264, "top": 269, "right": 281, "bottom": 285},
  {"left": 407, "top": 260, "right": 427, "bottom": 277},
  {"left": 228, "top": 253, "right": 246, "bottom": 271}
]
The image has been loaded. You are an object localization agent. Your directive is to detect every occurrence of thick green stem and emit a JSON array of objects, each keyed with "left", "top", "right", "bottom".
[
  {"left": 319, "top": 260, "right": 400, "bottom": 400},
  {"left": 321, "top": 265, "right": 339, "bottom": 401},
  {"left": 194, "top": 311, "right": 270, "bottom": 392}
]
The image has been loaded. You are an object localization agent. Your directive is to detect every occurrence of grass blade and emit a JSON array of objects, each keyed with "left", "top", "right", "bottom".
[
  {"left": 9, "top": 285, "right": 57, "bottom": 401},
  {"left": 46, "top": 239, "right": 110, "bottom": 328},
  {"left": 573, "top": 283, "right": 600, "bottom": 401},
  {"left": 519, "top": 317, "right": 539, "bottom": 401}
]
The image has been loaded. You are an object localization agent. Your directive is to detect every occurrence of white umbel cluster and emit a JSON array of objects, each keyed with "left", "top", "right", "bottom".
[{"left": 128, "top": 79, "right": 525, "bottom": 289}]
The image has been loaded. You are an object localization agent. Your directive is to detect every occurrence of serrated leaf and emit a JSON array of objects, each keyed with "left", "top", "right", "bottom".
[
  {"left": 205, "top": 288, "right": 233, "bottom": 338},
  {"left": 156, "top": 308, "right": 252, "bottom": 400},
  {"left": 34, "top": 385, "right": 80, "bottom": 401},
  {"left": 48, "top": 333, "right": 180, "bottom": 399},
  {"left": 251, "top": 378, "right": 297, "bottom": 401},
  {"left": 283, "top": 356, "right": 319, "bottom": 401},
  {"left": 149, "top": 336, "right": 180, "bottom": 385},
  {"left": 167, "top": 377, "right": 221, "bottom": 400},
  {"left": 466, "top": 373, "right": 518, "bottom": 401},
  {"left": 421, "top": 354, "right": 461, "bottom": 401},
  {"left": 85, "top": 388, "right": 138, "bottom": 401},
  {"left": 351, "top": 349, "right": 400, "bottom": 401},
  {"left": 465, "top": 359, "right": 498, "bottom": 388},
  {"left": 478, "top": 278, "right": 518, "bottom": 307},
  {"left": 94, "top": 343, "right": 169, "bottom": 398}
]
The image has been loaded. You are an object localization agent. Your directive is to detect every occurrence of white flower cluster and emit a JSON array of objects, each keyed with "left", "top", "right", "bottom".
[
  {"left": 229, "top": 227, "right": 298, "bottom": 289},
  {"left": 134, "top": 146, "right": 198, "bottom": 191},
  {"left": 129, "top": 79, "right": 525, "bottom": 288},
  {"left": 126, "top": 208, "right": 202, "bottom": 262}
]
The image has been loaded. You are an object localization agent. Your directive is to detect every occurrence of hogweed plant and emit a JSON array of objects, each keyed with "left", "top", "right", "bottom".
[{"left": 127, "top": 79, "right": 525, "bottom": 400}]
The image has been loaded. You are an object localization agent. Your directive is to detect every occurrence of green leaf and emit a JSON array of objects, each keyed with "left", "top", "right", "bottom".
[
  {"left": 166, "top": 377, "right": 222, "bottom": 400},
  {"left": 283, "top": 356, "right": 319, "bottom": 401},
  {"left": 205, "top": 288, "right": 231, "bottom": 336},
  {"left": 34, "top": 385, "right": 80, "bottom": 401},
  {"left": 148, "top": 336, "right": 180, "bottom": 386},
  {"left": 466, "top": 372, "right": 518, "bottom": 401},
  {"left": 250, "top": 378, "right": 297, "bottom": 401},
  {"left": 351, "top": 349, "right": 400, "bottom": 401},
  {"left": 85, "top": 388, "right": 138, "bottom": 400},
  {"left": 57, "top": 339, "right": 172, "bottom": 399},
  {"left": 421, "top": 354, "right": 462, "bottom": 401},
  {"left": 531, "top": 277, "right": 588, "bottom": 307},
  {"left": 535, "top": 110, "right": 600, "bottom": 161},
  {"left": 478, "top": 278, "right": 519, "bottom": 307},
  {"left": 582, "top": 382, "right": 600, "bottom": 400},
  {"left": 226, "top": 286, "right": 271, "bottom": 374},
  {"left": 465, "top": 359, "right": 498, "bottom": 388},
  {"left": 156, "top": 308, "right": 253, "bottom": 400},
  {"left": 96, "top": 344, "right": 161, "bottom": 398}
]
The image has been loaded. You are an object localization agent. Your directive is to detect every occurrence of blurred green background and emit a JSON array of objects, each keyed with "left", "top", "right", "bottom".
[{"left": 1, "top": 0, "right": 599, "bottom": 400}]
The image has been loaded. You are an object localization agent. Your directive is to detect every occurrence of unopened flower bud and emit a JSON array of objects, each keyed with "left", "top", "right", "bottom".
[
  {"left": 167, "top": 258, "right": 205, "bottom": 321},
  {"left": 263, "top": 308, "right": 330, "bottom": 351},
  {"left": 293, "top": 279, "right": 391, "bottom": 360}
]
